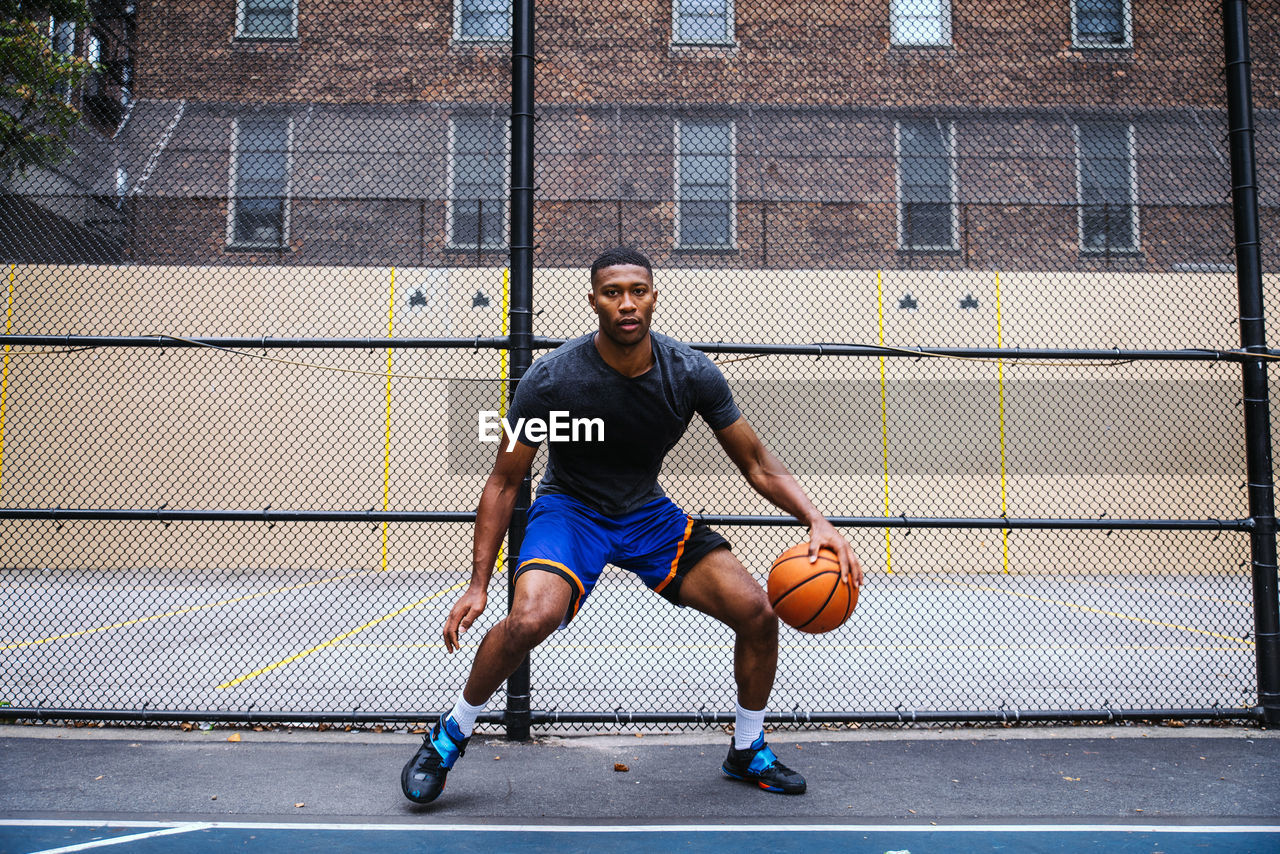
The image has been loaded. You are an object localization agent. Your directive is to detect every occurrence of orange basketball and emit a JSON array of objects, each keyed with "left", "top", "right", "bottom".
[{"left": 767, "top": 543, "right": 858, "bottom": 633}]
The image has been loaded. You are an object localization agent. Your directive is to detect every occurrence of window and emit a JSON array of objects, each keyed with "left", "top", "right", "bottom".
[
  {"left": 455, "top": 0, "right": 511, "bottom": 41},
  {"left": 85, "top": 30, "right": 103, "bottom": 96},
  {"left": 676, "top": 119, "right": 735, "bottom": 249},
  {"left": 1074, "top": 121, "right": 1138, "bottom": 253},
  {"left": 673, "top": 0, "right": 733, "bottom": 45},
  {"left": 890, "top": 0, "right": 951, "bottom": 47},
  {"left": 49, "top": 17, "right": 77, "bottom": 101},
  {"left": 237, "top": 0, "right": 297, "bottom": 39},
  {"left": 229, "top": 116, "right": 291, "bottom": 249},
  {"left": 896, "top": 119, "right": 956, "bottom": 251},
  {"left": 449, "top": 115, "right": 507, "bottom": 249},
  {"left": 1072, "top": 0, "right": 1130, "bottom": 48}
]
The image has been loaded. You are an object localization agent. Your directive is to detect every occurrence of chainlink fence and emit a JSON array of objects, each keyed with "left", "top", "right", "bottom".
[{"left": 1, "top": 0, "right": 1277, "bottom": 731}]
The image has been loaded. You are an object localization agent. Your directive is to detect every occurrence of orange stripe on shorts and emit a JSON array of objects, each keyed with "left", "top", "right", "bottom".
[{"left": 654, "top": 516, "right": 694, "bottom": 594}]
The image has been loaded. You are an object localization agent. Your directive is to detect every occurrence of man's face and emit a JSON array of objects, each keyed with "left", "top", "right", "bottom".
[{"left": 588, "top": 264, "right": 657, "bottom": 348}]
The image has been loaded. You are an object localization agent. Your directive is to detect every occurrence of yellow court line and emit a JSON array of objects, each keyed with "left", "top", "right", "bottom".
[
  {"left": 1076, "top": 580, "right": 1251, "bottom": 608},
  {"left": 381, "top": 267, "right": 396, "bottom": 573},
  {"left": 0, "top": 264, "right": 16, "bottom": 496},
  {"left": 995, "top": 270, "right": 1010, "bottom": 574},
  {"left": 949, "top": 580, "right": 1253, "bottom": 645},
  {"left": 0, "top": 570, "right": 377, "bottom": 651},
  {"left": 216, "top": 579, "right": 468, "bottom": 689},
  {"left": 876, "top": 270, "right": 892, "bottom": 575}
]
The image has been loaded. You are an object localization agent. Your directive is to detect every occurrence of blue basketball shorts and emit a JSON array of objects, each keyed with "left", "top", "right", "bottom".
[{"left": 514, "top": 493, "right": 730, "bottom": 626}]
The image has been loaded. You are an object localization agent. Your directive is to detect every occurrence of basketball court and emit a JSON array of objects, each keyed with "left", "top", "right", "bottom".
[
  {"left": 3, "top": 723, "right": 1277, "bottom": 854},
  {"left": 3, "top": 820, "right": 1279, "bottom": 854}
]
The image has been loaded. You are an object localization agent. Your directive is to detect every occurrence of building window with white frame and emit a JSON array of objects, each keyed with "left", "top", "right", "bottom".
[
  {"left": 1072, "top": 0, "right": 1130, "bottom": 48},
  {"left": 229, "top": 115, "right": 290, "bottom": 249},
  {"left": 456, "top": 0, "right": 511, "bottom": 41},
  {"left": 237, "top": 0, "right": 298, "bottom": 39},
  {"left": 897, "top": 119, "right": 956, "bottom": 251},
  {"left": 1074, "top": 121, "right": 1139, "bottom": 253},
  {"left": 889, "top": 0, "right": 951, "bottom": 47},
  {"left": 676, "top": 119, "right": 735, "bottom": 249},
  {"left": 449, "top": 114, "right": 507, "bottom": 249},
  {"left": 673, "top": 0, "right": 733, "bottom": 46},
  {"left": 49, "top": 16, "right": 77, "bottom": 101}
]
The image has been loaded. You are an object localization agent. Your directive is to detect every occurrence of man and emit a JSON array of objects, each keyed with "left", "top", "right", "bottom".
[{"left": 402, "top": 246, "right": 863, "bottom": 803}]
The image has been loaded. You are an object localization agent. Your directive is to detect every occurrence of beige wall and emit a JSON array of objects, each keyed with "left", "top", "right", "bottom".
[{"left": 0, "top": 264, "right": 1265, "bottom": 573}]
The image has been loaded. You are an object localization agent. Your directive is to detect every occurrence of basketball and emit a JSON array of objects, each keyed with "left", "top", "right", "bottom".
[{"left": 767, "top": 542, "right": 858, "bottom": 633}]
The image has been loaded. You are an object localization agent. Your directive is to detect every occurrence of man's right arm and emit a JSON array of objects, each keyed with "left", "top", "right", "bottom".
[{"left": 443, "top": 433, "right": 537, "bottom": 652}]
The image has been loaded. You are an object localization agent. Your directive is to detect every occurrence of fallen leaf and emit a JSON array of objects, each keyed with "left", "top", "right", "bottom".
[
  {"left": 795, "top": 744, "right": 803, "bottom": 749},
  {"left": 227, "top": 733, "right": 241, "bottom": 742},
  {"left": 907, "top": 809, "right": 917, "bottom": 814},
  {"left": 94, "top": 776, "right": 103, "bottom": 781},
  {"left": 295, "top": 802, "right": 305, "bottom": 808},
  {"left": 494, "top": 756, "right": 501, "bottom": 761},
  {"left": 180, "top": 723, "right": 193, "bottom": 732},
  {"left": 1063, "top": 776, "right": 1081, "bottom": 781},
  {"left": 211, "top": 795, "right": 217, "bottom": 801},
  {"left": 253, "top": 726, "right": 265, "bottom": 732},
  {"left": 614, "top": 763, "right": 629, "bottom": 772}
]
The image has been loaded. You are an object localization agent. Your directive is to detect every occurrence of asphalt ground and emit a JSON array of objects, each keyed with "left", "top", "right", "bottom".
[{"left": 1, "top": 723, "right": 1278, "bottom": 853}]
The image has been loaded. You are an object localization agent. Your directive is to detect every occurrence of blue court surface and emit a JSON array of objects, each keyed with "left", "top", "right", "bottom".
[{"left": 3, "top": 821, "right": 1278, "bottom": 854}]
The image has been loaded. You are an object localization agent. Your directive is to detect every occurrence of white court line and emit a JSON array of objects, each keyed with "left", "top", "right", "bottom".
[
  {"left": 3, "top": 819, "right": 1279, "bottom": 835},
  {"left": 22, "top": 822, "right": 210, "bottom": 854}
]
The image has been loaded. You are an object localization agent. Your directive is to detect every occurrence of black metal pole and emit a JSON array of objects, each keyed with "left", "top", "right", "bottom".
[
  {"left": 504, "top": 0, "right": 536, "bottom": 741},
  {"left": 1223, "top": 0, "right": 1280, "bottom": 726}
]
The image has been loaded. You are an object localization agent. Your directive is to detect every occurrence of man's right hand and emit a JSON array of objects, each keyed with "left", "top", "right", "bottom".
[{"left": 443, "top": 585, "right": 488, "bottom": 653}]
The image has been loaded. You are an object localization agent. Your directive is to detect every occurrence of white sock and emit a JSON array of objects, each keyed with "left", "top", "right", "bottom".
[
  {"left": 448, "top": 692, "right": 488, "bottom": 738},
  {"left": 733, "top": 703, "right": 766, "bottom": 750}
]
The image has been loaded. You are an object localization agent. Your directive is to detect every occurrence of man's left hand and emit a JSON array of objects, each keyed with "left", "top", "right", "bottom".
[{"left": 807, "top": 518, "right": 864, "bottom": 588}]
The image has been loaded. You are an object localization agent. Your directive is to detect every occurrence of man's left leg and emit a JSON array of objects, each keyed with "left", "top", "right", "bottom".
[{"left": 677, "top": 547, "right": 806, "bottom": 795}]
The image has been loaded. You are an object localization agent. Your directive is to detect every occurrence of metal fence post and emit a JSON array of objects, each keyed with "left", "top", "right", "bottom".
[
  {"left": 504, "top": 0, "right": 536, "bottom": 741},
  {"left": 1222, "top": 0, "right": 1280, "bottom": 725}
]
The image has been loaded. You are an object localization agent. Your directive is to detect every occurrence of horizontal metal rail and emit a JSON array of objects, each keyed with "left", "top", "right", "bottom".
[
  {"left": 0, "top": 334, "right": 509, "bottom": 350},
  {"left": 2, "top": 333, "right": 1272, "bottom": 364},
  {"left": 0, "top": 705, "right": 1261, "bottom": 726},
  {"left": 0, "top": 509, "right": 475, "bottom": 523},
  {"left": 0, "top": 508, "right": 1252, "bottom": 532}
]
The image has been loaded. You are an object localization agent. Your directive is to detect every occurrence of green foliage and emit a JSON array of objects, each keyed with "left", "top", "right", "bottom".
[{"left": 1, "top": 0, "right": 97, "bottom": 178}]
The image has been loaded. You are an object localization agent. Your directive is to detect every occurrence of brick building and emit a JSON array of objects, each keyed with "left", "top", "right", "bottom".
[{"left": 4, "top": 0, "right": 1276, "bottom": 272}]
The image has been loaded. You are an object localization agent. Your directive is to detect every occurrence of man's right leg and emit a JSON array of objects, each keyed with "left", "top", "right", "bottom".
[
  {"left": 402, "top": 569, "right": 572, "bottom": 804},
  {"left": 461, "top": 568, "right": 573, "bottom": 704}
]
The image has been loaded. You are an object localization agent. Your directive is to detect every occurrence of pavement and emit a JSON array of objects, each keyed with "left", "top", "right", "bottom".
[{"left": 1, "top": 722, "right": 1278, "bottom": 825}]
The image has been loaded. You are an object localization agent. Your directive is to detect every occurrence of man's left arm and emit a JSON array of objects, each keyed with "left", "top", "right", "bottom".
[{"left": 713, "top": 416, "right": 864, "bottom": 587}]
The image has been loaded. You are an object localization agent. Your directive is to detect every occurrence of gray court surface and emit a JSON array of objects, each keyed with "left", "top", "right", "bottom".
[
  {"left": 1, "top": 724, "right": 1278, "bottom": 853},
  {"left": 0, "top": 568, "right": 1257, "bottom": 715}
]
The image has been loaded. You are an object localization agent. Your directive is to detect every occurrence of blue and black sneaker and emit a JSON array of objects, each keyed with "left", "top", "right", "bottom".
[
  {"left": 721, "top": 733, "right": 807, "bottom": 794},
  {"left": 401, "top": 714, "right": 470, "bottom": 804}
]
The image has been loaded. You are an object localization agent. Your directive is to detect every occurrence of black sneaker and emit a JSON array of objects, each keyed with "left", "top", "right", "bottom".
[
  {"left": 401, "top": 714, "right": 470, "bottom": 804},
  {"left": 721, "top": 733, "right": 807, "bottom": 794}
]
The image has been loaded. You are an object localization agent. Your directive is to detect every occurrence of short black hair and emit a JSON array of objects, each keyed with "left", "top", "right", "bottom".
[{"left": 590, "top": 246, "right": 653, "bottom": 283}]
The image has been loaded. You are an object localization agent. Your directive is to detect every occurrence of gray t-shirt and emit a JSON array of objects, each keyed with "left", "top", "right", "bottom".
[{"left": 507, "top": 331, "right": 742, "bottom": 516}]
